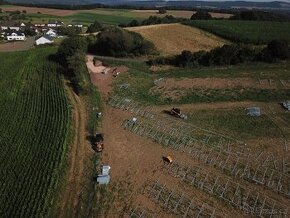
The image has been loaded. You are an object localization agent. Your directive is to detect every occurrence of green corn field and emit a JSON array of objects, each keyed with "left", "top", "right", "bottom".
[{"left": 0, "top": 47, "right": 71, "bottom": 217}]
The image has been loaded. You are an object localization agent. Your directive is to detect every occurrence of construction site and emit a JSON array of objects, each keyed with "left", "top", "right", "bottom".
[{"left": 82, "top": 56, "right": 290, "bottom": 218}]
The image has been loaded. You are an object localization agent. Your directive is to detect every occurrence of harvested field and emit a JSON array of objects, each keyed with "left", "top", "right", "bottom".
[
  {"left": 0, "top": 5, "right": 77, "bottom": 16},
  {"left": 126, "top": 23, "right": 228, "bottom": 55},
  {"left": 131, "top": 9, "right": 233, "bottom": 19}
]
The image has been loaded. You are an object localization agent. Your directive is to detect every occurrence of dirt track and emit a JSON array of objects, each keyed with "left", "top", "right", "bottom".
[{"left": 57, "top": 84, "right": 93, "bottom": 217}]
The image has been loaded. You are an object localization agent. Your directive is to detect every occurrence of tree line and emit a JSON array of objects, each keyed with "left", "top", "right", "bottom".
[{"left": 148, "top": 40, "right": 290, "bottom": 67}]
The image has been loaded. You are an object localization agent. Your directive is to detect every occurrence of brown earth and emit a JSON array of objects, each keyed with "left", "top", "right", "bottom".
[
  {"left": 126, "top": 23, "right": 228, "bottom": 55},
  {"left": 56, "top": 83, "right": 94, "bottom": 217},
  {"left": 1, "top": 6, "right": 77, "bottom": 16},
  {"left": 0, "top": 37, "right": 35, "bottom": 52},
  {"left": 87, "top": 58, "right": 245, "bottom": 217},
  {"left": 86, "top": 57, "right": 290, "bottom": 217}
]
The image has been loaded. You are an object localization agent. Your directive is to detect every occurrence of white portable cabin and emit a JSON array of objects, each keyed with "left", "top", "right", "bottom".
[{"left": 96, "top": 175, "right": 110, "bottom": 185}]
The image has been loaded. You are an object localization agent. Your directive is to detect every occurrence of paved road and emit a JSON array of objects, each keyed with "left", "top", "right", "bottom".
[{"left": 0, "top": 37, "right": 35, "bottom": 52}]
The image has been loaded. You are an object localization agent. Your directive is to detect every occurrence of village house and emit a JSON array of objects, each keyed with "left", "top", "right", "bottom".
[
  {"left": 5, "top": 30, "right": 26, "bottom": 41},
  {"left": 74, "top": 24, "right": 83, "bottom": 28},
  {"left": 47, "top": 20, "right": 64, "bottom": 27},
  {"left": 45, "top": 29, "right": 58, "bottom": 38},
  {"left": 34, "top": 23, "right": 46, "bottom": 27},
  {"left": 0, "top": 21, "right": 21, "bottom": 31}
]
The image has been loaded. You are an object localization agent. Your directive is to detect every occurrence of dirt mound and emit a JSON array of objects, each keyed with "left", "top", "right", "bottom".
[{"left": 126, "top": 23, "right": 228, "bottom": 55}]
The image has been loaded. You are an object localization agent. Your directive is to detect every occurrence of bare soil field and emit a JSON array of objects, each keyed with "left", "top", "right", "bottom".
[
  {"left": 0, "top": 37, "right": 35, "bottom": 52},
  {"left": 131, "top": 10, "right": 233, "bottom": 19},
  {"left": 126, "top": 23, "right": 228, "bottom": 55},
  {"left": 87, "top": 57, "right": 290, "bottom": 217},
  {"left": 1, "top": 5, "right": 77, "bottom": 16}
]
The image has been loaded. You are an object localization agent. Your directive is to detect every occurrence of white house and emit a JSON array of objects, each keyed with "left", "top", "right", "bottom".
[
  {"left": 74, "top": 24, "right": 83, "bottom": 28},
  {"left": 34, "top": 23, "right": 46, "bottom": 27},
  {"left": 45, "top": 29, "right": 57, "bottom": 38},
  {"left": 47, "top": 20, "right": 64, "bottom": 27},
  {"left": 35, "top": 35, "right": 54, "bottom": 45},
  {"left": 6, "top": 31, "right": 26, "bottom": 41},
  {"left": 0, "top": 22, "right": 20, "bottom": 31}
]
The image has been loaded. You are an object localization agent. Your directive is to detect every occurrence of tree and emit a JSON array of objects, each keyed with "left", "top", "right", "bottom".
[
  {"left": 86, "top": 20, "right": 102, "bottom": 33},
  {"left": 93, "top": 27, "right": 156, "bottom": 57},
  {"left": 66, "top": 52, "right": 86, "bottom": 94},
  {"left": 258, "top": 40, "right": 289, "bottom": 62},
  {"left": 57, "top": 36, "right": 88, "bottom": 63},
  {"left": 158, "top": 8, "right": 167, "bottom": 14},
  {"left": 57, "top": 26, "right": 82, "bottom": 36},
  {"left": 24, "top": 28, "right": 36, "bottom": 36},
  {"left": 128, "top": 19, "right": 139, "bottom": 27},
  {"left": 190, "top": 10, "right": 212, "bottom": 20}
]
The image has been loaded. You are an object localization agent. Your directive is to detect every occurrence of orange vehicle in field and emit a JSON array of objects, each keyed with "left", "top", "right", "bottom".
[{"left": 93, "top": 133, "right": 104, "bottom": 152}]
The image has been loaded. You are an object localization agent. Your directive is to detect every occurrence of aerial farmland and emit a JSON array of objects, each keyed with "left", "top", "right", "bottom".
[{"left": 0, "top": 1, "right": 290, "bottom": 217}]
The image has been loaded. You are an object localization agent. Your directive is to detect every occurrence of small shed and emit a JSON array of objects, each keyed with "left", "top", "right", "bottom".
[
  {"left": 96, "top": 175, "right": 110, "bottom": 185},
  {"left": 246, "top": 107, "right": 261, "bottom": 117}
]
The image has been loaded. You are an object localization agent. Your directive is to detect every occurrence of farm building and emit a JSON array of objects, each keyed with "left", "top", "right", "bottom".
[{"left": 35, "top": 35, "right": 54, "bottom": 45}]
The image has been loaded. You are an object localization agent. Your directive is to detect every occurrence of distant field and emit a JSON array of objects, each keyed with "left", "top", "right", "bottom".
[
  {"left": 184, "top": 20, "right": 290, "bottom": 44},
  {"left": 126, "top": 23, "right": 228, "bottom": 55},
  {"left": 0, "top": 47, "right": 70, "bottom": 217},
  {"left": 24, "top": 12, "right": 141, "bottom": 25},
  {"left": 130, "top": 10, "right": 233, "bottom": 19},
  {"left": 0, "top": 5, "right": 231, "bottom": 25},
  {"left": 0, "top": 5, "right": 142, "bottom": 25}
]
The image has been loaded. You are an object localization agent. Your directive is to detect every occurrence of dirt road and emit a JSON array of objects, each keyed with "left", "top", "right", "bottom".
[{"left": 57, "top": 84, "right": 93, "bottom": 217}]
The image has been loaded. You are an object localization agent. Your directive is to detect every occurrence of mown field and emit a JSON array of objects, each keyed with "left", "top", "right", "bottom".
[
  {"left": 0, "top": 47, "right": 70, "bottom": 217},
  {"left": 103, "top": 58, "right": 290, "bottom": 105},
  {"left": 126, "top": 23, "right": 228, "bottom": 55},
  {"left": 184, "top": 20, "right": 290, "bottom": 44}
]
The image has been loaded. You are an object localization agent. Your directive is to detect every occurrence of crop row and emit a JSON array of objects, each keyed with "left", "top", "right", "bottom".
[{"left": 0, "top": 48, "right": 70, "bottom": 217}]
